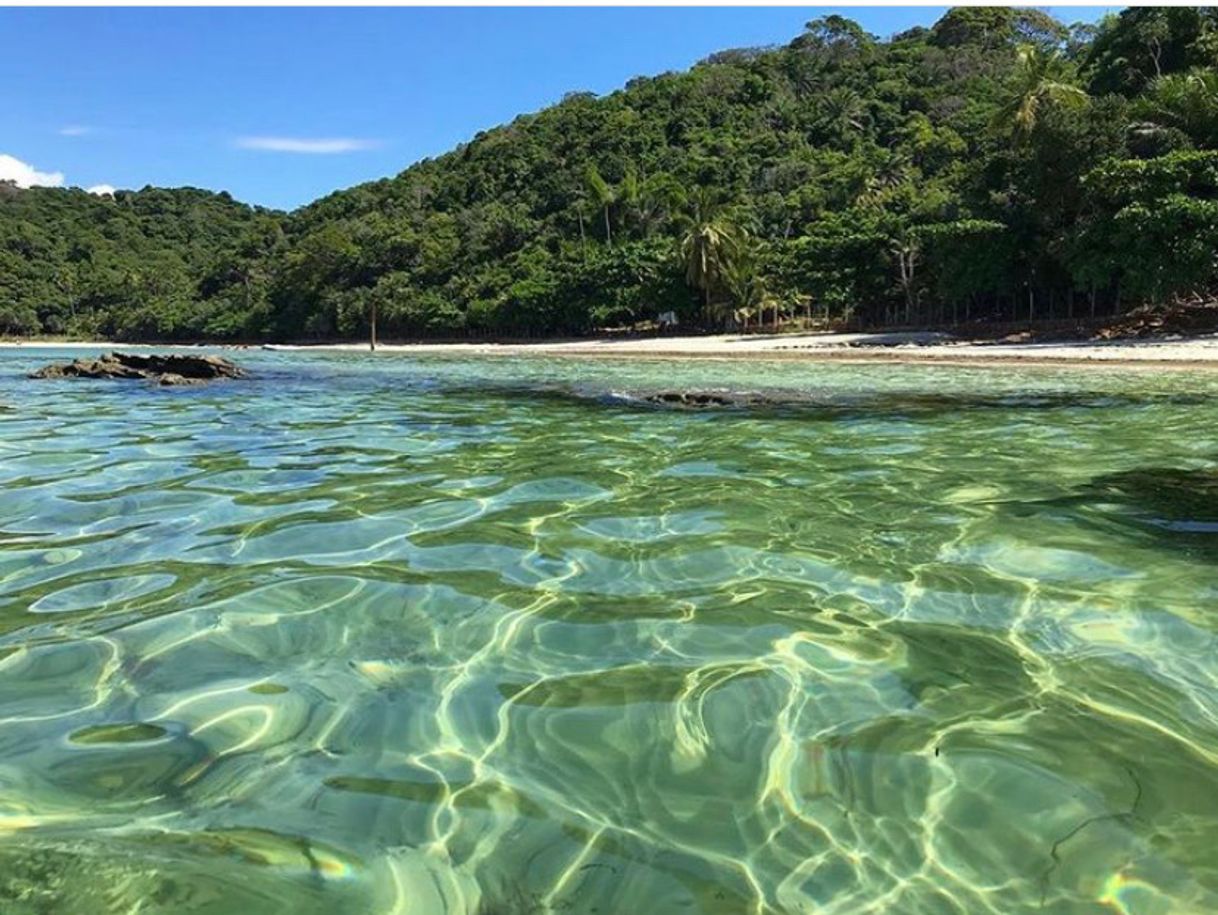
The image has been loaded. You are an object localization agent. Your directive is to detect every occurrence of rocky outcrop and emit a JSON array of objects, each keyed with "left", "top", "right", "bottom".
[
  {"left": 640, "top": 390, "right": 788, "bottom": 409},
  {"left": 643, "top": 391, "right": 739, "bottom": 408},
  {"left": 30, "top": 352, "right": 247, "bottom": 385}
]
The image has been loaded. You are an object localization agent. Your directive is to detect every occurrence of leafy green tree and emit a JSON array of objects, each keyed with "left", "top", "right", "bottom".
[
  {"left": 792, "top": 15, "right": 875, "bottom": 62},
  {"left": 1086, "top": 8, "right": 1214, "bottom": 95},
  {"left": 930, "top": 7, "right": 1067, "bottom": 50},
  {"left": 1071, "top": 151, "right": 1218, "bottom": 305}
]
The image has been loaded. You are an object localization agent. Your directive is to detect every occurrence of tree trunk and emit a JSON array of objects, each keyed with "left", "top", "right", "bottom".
[
  {"left": 578, "top": 210, "right": 586, "bottom": 257},
  {"left": 1090, "top": 284, "right": 1097, "bottom": 319},
  {"left": 603, "top": 206, "right": 612, "bottom": 246},
  {"left": 1027, "top": 286, "right": 1034, "bottom": 325},
  {"left": 896, "top": 248, "right": 915, "bottom": 324},
  {"left": 370, "top": 301, "right": 378, "bottom": 352}
]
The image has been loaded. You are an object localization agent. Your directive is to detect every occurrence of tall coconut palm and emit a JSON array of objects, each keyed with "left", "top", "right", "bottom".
[
  {"left": 991, "top": 44, "right": 1089, "bottom": 139},
  {"left": 679, "top": 190, "right": 748, "bottom": 326}
]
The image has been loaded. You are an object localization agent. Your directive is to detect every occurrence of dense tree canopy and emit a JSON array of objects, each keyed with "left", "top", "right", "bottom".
[
  {"left": 0, "top": 184, "right": 278, "bottom": 339},
  {"left": 3, "top": 6, "right": 1217, "bottom": 342}
]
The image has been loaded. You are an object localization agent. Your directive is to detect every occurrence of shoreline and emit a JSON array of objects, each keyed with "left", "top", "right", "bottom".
[{"left": 5, "top": 331, "right": 1218, "bottom": 368}]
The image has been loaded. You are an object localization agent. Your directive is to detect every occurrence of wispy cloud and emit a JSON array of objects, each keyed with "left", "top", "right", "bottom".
[
  {"left": 59, "top": 125, "right": 92, "bottom": 137},
  {"left": 87, "top": 184, "right": 116, "bottom": 196},
  {"left": 234, "top": 136, "right": 378, "bottom": 154},
  {"left": 0, "top": 153, "right": 64, "bottom": 188}
]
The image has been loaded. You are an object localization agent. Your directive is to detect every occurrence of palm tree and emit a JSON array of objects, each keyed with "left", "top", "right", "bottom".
[
  {"left": 813, "top": 87, "right": 870, "bottom": 145},
  {"left": 636, "top": 172, "right": 686, "bottom": 238},
  {"left": 679, "top": 190, "right": 748, "bottom": 327},
  {"left": 726, "top": 246, "right": 781, "bottom": 331},
  {"left": 991, "top": 44, "right": 1088, "bottom": 139},
  {"left": 617, "top": 167, "right": 686, "bottom": 238},
  {"left": 583, "top": 164, "right": 615, "bottom": 246},
  {"left": 1135, "top": 68, "right": 1218, "bottom": 148},
  {"left": 727, "top": 264, "right": 764, "bottom": 330},
  {"left": 858, "top": 153, "right": 913, "bottom": 208},
  {"left": 733, "top": 305, "right": 757, "bottom": 330}
]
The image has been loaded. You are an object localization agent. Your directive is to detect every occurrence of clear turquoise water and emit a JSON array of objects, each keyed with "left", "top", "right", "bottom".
[{"left": 1, "top": 349, "right": 1217, "bottom": 914}]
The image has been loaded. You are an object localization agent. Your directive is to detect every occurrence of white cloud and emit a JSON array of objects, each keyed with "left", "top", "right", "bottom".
[
  {"left": 87, "top": 184, "right": 116, "bottom": 196},
  {"left": 0, "top": 153, "right": 65, "bottom": 188},
  {"left": 234, "top": 136, "right": 377, "bottom": 154},
  {"left": 59, "top": 125, "right": 91, "bottom": 137}
]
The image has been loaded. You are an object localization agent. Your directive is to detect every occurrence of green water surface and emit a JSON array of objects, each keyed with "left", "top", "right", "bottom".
[{"left": 1, "top": 349, "right": 1217, "bottom": 914}]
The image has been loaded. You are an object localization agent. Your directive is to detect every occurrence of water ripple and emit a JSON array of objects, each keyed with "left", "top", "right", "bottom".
[{"left": 1, "top": 349, "right": 1217, "bottom": 913}]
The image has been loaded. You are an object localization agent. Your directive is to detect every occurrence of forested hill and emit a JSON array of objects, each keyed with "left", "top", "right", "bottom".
[
  {"left": 0, "top": 184, "right": 280, "bottom": 339},
  {"left": 3, "top": 6, "right": 1218, "bottom": 342}
]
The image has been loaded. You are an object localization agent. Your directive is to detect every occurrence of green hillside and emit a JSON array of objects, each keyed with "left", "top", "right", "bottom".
[
  {"left": 0, "top": 184, "right": 280, "bottom": 339},
  {"left": 3, "top": 6, "right": 1217, "bottom": 342}
]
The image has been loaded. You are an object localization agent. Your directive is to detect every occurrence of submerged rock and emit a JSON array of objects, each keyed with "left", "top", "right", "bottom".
[
  {"left": 1087, "top": 467, "right": 1218, "bottom": 525},
  {"left": 30, "top": 351, "right": 246, "bottom": 385},
  {"left": 1067, "top": 466, "right": 1218, "bottom": 562},
  {"left": 641, "top": 390, "right": 783, "bottom": 409}
]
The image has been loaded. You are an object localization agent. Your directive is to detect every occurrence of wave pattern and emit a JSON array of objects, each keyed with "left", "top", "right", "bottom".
[{"left": 1, "top": 349, "right": 1218, "bottom": 914}]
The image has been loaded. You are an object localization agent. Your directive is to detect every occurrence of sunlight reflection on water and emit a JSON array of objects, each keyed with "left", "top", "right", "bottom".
[{"left": 1, "top": 348, "right": 1217, "bottom": 913}]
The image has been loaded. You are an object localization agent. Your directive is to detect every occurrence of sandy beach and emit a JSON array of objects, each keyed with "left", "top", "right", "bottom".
[
  {"left": 277, "top": 330, "right": 1218, "bottom": 366},
  {"left": 7, "top": 330, "right": 1218, "bottom": 366}
]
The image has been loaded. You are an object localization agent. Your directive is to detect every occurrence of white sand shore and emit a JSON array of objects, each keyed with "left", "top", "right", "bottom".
[
  {"left": 7, "top": 331, "right": 1218, "bottom": 366},
  {"left": 267, "top": 330, "right": 1218, "bottom": 366}
]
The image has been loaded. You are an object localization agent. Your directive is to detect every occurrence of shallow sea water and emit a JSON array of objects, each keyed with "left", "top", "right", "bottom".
[{"left": 1, "top": 348, "right": 1217, "bottom": 914}]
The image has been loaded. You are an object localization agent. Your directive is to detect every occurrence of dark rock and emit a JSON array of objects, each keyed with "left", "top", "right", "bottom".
[
  {"left": 1086, "top": 467, "right": 1218, "bottom": 525},
  {"left": 30, "top": 352, "right": 246, "bottom": 385},
  {"left": 642, "top": 390, "right": 773, "bottom": 409},
  {"left": 1027, "top": 466, "right": 1218, "bottom": 563},
  {"left": 157, "top": 373, "right": 198, "bottom": 386}
]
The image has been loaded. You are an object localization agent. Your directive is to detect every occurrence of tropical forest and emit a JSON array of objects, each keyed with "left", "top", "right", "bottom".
[{"left": 2, "top": 5, "right": 1217, "bottom": 342}]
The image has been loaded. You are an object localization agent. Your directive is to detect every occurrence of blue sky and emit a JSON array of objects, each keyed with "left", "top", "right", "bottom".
[{"left": 2, "top": 6, "right": 1117, "bottom": 210}]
